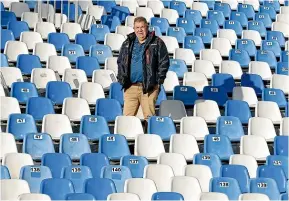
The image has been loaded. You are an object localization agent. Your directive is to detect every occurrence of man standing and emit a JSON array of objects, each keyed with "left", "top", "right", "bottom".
[{"left": 117, "top": 16, "right": 169, "bottom": 120}]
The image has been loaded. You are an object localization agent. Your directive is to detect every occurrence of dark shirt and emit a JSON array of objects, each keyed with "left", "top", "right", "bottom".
[{"left": 130, "top": 38, "right": 146, "bottom": 83}]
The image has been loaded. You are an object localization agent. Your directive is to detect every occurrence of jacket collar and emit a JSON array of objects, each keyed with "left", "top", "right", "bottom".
[{"left": 127, "top": 31, "right": 155, "bottom": 44}]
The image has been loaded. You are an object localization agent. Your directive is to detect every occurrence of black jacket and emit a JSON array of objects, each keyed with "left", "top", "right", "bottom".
[{"left": 117, "top": 31, "right": 170, "bottom": 94}]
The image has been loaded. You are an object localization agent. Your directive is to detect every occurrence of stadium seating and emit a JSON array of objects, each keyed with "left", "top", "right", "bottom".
[
  {"left": 80, "top": 153, "right": 109, "bottom": 178},
  {"left": 250, "top": 178, "right": 280, "bottom": 200},
  {"left": 85, "top": 178, "right": 116, "bottom": 200},
  {"left": 210, "top": 177, "right": 242, "bottom": 200},
  {"left": 193, "top": 153, "right": 222, "bottom": 177},
  {"left": 171, "top": 176, "right": 202, "bottom": 200},
  {"left": 121, "top": 155, "right": 148, "bottom": 178}
]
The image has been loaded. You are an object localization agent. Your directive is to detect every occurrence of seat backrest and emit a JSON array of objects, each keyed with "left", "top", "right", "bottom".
[
  {"left": 11, "top": 82, "right": 38, "bottom": 104},
  {"left": 0, "top": 165, "right": 11, "bottom": 179},
  {"left": 85, "top": 178, "right": 117, "bottom": 200},
  {"left": 62, "top": 97, "right": 91, "bottom": 121},
  {"left": 250, "top": 178, "right": 280, "bottom": 200},
  {"left": 78, "top": 82, "right": 105, "bottom": 104},
  {"left": 256, "top": 101, "right": 282, "bottom": 124},
  {"left": 31, "top": 68, "right": 57, "bottom": 89},
  {"left": 225, "top": 100, "right": 252, "bottom": 124},
  {"left": 124, "top": 178, "right": 157, "bottom": 201},
  {"left": 16, "top": 54, "right": 42, "bottom": 75},
  {"left": 89, "top": 44, "right": 113, "bottom": 64},
  {"left": 0, "top": 179, "right": 30, "bottom": 200},
  {"left": 120, "top": 155, "right": 148, "bottom": 178},
  {"left": 193, "top": 153, "right": 222, "bottom": 177},
  {"left": 239, "top": 193, "right": 270, "bottom": 201},
  {"left": 62, "top": 44, "right": 85, "bottom": 63},
  {"left": 203, "top": 86, "right": 228, "bottom": 106},
  {"left": 76, "top": 56, "right": 100, "bottom": 77},
  {"left": 274, "top": 136, "right": 288, "bottom": 156},
  {"left": 46, "top": 81, "right": 73, "bottom": 105},
  {"left": 147, "top": 116, "right": 176, "bottom": 141},
  {"left": 75, "top": 33, "right": 97, "bottom": 52},
  {"left": 240, "top": 135, "right": 270, "bottom": 160},
  {"left": 80, "top": 153, "right": 109, "bottom": 178},
  {"left": 216, "top": 116, "right": 244, "bottom": 142},
  {"left": 47, "top": 32, "right": 70, "bottom": 51},
  {"left": 66, "top": 193, "right": 95, "bottom": 201},
  {"left": 210, "top": 177, "right": 242, "bottom": 200},
  {"left": 95, "top": 98, "right": 122, "bottom": 122},
  {"left": 26, "top": 97, "right": 55, "bottom": 121},
  {"left": 194, "top": 100, "right": 221, "bottom": 123},
  {"left": 159, "top": 100, "right": 187, "bottom": 121},
  {"left": 173, "top": 86, "right": 198, "bottom": 106}
]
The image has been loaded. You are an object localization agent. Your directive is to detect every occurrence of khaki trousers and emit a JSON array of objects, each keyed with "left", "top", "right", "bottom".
[{"left": 123, "top": 84, "right": 159, "bottom": 120}]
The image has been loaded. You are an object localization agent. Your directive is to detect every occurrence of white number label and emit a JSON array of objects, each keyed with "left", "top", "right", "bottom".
[
  {"left": 34, "top": 134, "right": 43, "bottom": 140},
  {"left": 112, "top": 167, "right": 121, "bottom": 172},
  {"left": 31, "top": 167, "right": 41, "bottom": 172},
  {"left": 212, "top": 137, "right": 221, "bottom": 141},
  {"left": 219, "top": 182, "right": 229, "bottom": 187},
  {"left": 70, "top": 137, "right": 79, "bottom": 142},
  {"left": 257, "top": 183, "right": 267, "bottom": 188},
  {"left": 202, "top": 155, "right": 211, "bottom": 160},
  {"left": 129, "top": 159, "right": 139, "bottom": 164},
  {"left": 72, "top": 167, "right": 81, "bottom": 173},
  {"left": 107, "top": 136, "right": 115, "bottom": 141}
]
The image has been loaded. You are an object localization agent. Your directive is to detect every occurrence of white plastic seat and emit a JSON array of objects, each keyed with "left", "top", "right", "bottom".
[
  {"left": 135, "top": 134, "right": 165, "bottom": 160},
  {"left": 147, "top": 1, "right": 164, "bottom": 15},
  {"left": 180, "top": 117, "right": 209, "bottom": 140},
  {"left": 243, "top": 0, "right": 260, "bottom": 10},
  {"left": 191, "top": 2, "right": 209, "bottom": 16},
  {"left": 256, "top": 101, "right": 282, "bottom": 124},
  {"left": 42, "top": 114, "right": 73, "bottom": 139},
  {"left": 116, "top": 26, "right": 134, "bottom": 38},
  {"left": 157, "top": 153, "right": 187, "bottom": 176},
  {"left": 171, "top": 176, "right": 202, "bottom": 200},
  {"left": 78, "top": 82, "right": 105, "bottom": 104},
  {"left": 35, "top": 22, "right": 56, "bottom": 40},
  {"left": 160, "top": 8, "right": 179, "bottom": 24},
  {"left": 217, "top": 29, "right": 238, "bottom": 45},
  {"left": 122, "top": 0, "right": 139, "bottom": 14},
  {"left": 2, "top": 0, "right": 18, "bottom": 8},
  {"left": 0, "top": 179, "right": 30, "bottom": 201},
  {"left": 200, "top": 192, "right": 229, "bottom": 201},
  {"left": 192, "top": 60, "right": 216, "bottom": 79},
  {"left": 0, "top": 97, "right": 21, "bottom": 120},
  {"left": 184, "top": 164, "right": 213, "bottom": 192},
  {"left": 211, "top": 38, "right": 232, "bottom": 57},
  {"left": 248, "top": 61, "right": 272, "bottom": 81},
  {"left": 48, "top": 13, "right": 67, "bottom": 29},
  {"left": 114, "top": 116, "right": 144, "bottom": 140},
  {"left": 169, "top": 134, "right": 199, "bottom": 160},
  {"left": 242, "top": 30, "right": 262, "bottom": 46},
  {"left": 232, "top": 87, "right": 258, "bottom": 107},
  {"left": 174, "top": 48, "right": 195, "bottom": 66},
  {"left": 78, "top": 0, "right": 93, "bottom": 12},
  {"left": 220, "top": 60, "right": 243, "bottom": 79},
  {"left": 281, "top": 6, "right": 289, "bottom": 14},
  {"left": 2, "top": 153, "right": 33, "bottom": 179},
  {"left": 229, "top": 154, "right": 258, "bottom": 178},
  {"left": 92, "top": 69, "right": 117, "bottom": 90},
  {"left": 194, "top": 100, "right": 221, "bottom": 123},
  {"left": 31, "top": 68, "right": 57, "bottom": 89},
  {"left": 9, "top": 2, "right": 30, "bottom": 18},
  {"left": 4, "top": 41, "right": 28, "bottom": 62},
  {"left": 276, "top": 14, "right": 289, "bottom": 25},
  {"left": 137, "top": 0, "right": 148, "bottom": 7},
  {"left": 34, "top": 3, "right": 54, "bottom": 20},
  {"left": 61, "top": 23, "right": 83, "bottom": 40},
  {"left": 272, "top": 22, "right": 289, "bottom": 37},
  {"left": 0, "top": 84, "right": 5, "bottom": 96},
  {"left": 200, "top": 49, "right": 222, "bottom": 66},
  {"left": 144, "top": 164, "right": 174, "bottom": 191},
  {"left": 18, "top": 193, "right": 52, "bottom": 201},
  {"left": 183, "top": 72, "right": 208, "bottom": 92},
  {"left": 0, "top": 132, "right": 18, "bottom": 159},
  {"left": 135, "top": 7, "right": 154, "bottom": 22},
  {"left": 47, "top": 55, "right": 71, "bottom": 76},
  {"left": 21, "top": 12, "right": 41, "bottom": 29},
  {"left": 62, "top": 69, "right": 88, "bottom": 90},
  {"left": 163, "top": 71, "right": 179, "bottom": 92},
  {"left": 125, "top": 16, "right": 136, "bottom": 27},
  {"left": 240, "top": 135, "right": 270, "bottom": 160},
  {"left": 280, "top": 117, "right": 289, "bottom": 136},
  {"left": 104, "top": 33, "right": 126, "bottom": 52},
  {"left": 248, "top": 117, "right": 276, "bottom": 141},
  {"left": 107, "top": 193, "right": 140, "bottom": 201},
  {"left": 105, "top": 57, "right": 118, "bottom": 74},
  {"left": 239, "top": 193, "right": 270, "bottom": 201},
  {"left": 33, "top": 43, "right": 57, "bottom": 62},
  {"left": 124, "top": 178, "right": 157, "bottom": 201},
  {"left": 159, "top": 36, "right": 179, "bottom": 54},
  {"left": 87, "top": 5, "right": 106, "bottom": 21},
  {"left": 0, "top": 67, "right": 23, "bottom": 87},
  {"left": 270, "top": 74, "right": 289, "bottom": 94},
  {"left": 222, "top": 0, "right": 238, "bottom": 10},
  {"left": 62, "top": 97, "right": 91, "bottom": 121}
]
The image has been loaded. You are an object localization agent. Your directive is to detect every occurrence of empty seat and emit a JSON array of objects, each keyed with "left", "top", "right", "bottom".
[
  {"left": 167, "top": 27, "right": 186, "bottom": 44},
  {"left": 62, "top": 44, "right": 85, "bottom": 63},
  {"left": 76, "top": 56, "right": 100, "bottom": 77},
  {"left": 90, "top": 44, "right": 113, "bottom": 65},
  {"left": 229, "top": 49, "right": 251, "bottom": 68},
  {"left": 242, "top": 30, "right": 262, "bottom": 46},
  {"left": 0, "top": 67, "right": 23, "bottom": 87},
  {"left": 35, "top": 22, "right": 56, "bottom": 40},
  {"left": 276, "top": 62, "right": 289, "bottom": 76},
  {"left": 216, "top": 116, "right": 244, "bottom": 142},
  {"left": 214, "top": 2, "right": 231, "bottom": 18},
  {"left": 192, "top": 2, "right": 209, "bottom": 17},
  {"left": 211, "top": 38, "right": 232, "bottom": 57},
  {"left": 248, "top": 21, "right": 266, "bottom": 38},
  {"left": 105, "top": 57, "right": 118, "bottom": 74},
  {"left": 224, "top": 20, "right": 243, "bottom": 37},
  {"left": 92, "top": 69, "right": 117, "bottom": 89},
  {"left": 0, "top": 53, "right": 9, "bottom": 67},
  {"left": 0, "top": 165, "right": 11, "bottom": 179},
  {"left": 62, "top": 98, "right": 91, "bottom": 121},
  {"left": 4, "top": 41, "right": 28, "bottom": 62},
  {"left": 124, "top": 178, "right": 157, "bottom": 201},
  {"left": 163, "top": 71, "right": 180, "bottom": 92},
  {"left": 176, "top": 18, "right": 195, "bottom": 35},
  {"left": 161, "top": 8, "right": 179, "bottom": 24},
  {"left": 200, "top": 192, "right": 229, "bottom": 201},
  {"left": 120, "top": 155, "right": 148, "bottom": 178},
  {"left": 250, "top": 178, "right": 280, "bottom": 200},
  {"left": 238, "top": 4, "right": 255, "bottom": 19},
  {"left": 75, "top": 33, "right": 97, "bottom": 53},
  {"left": 185, "top": 164, "right": 212, "bottom": 192},
  {"left": 239, "top": 193, "right": 270, "bottom": 201},
  {"left": 152, "top": 192, "right": 184, "bottom": 201},
  {"left": 272, "top": 22, "right": 289, "bottom": 37},
  {"left": 232, "top": 87, "right": 258, "bottom": 107},
  {"left": 22, "top": 12, "right": 40, "bottom": 29},
  {"left": 193, "top": 153, "right": 222, "bottom": 177},
  {"left": 47, "top": 56, "right": 71, "bottom": 76},
  {"left": 61, "top": 23, "right": 82, "bottom": 41},
  {"left": 85, "top": 178, "right": 116, "bottom": 200},
  {"left": 225, "top": 100, "right": 252, "bottom": 124},
  {"left": 159, "top": 36, "right": 179, "bottom": 54},
  {"left": 249, "top": 117, "right": 276, "bottom": 141},
  {"left": 229, "top": 154, "right": 258, "bottom": 178},
  {"left": 281, "top": 117, "right": 289, "bottom": 135},
  {"left": 101, "top": 15, "right": 121, "bottom": 33},
  {"left": 20, "top": 32, "right": 43, "bottom": 50},
  {"left": 0, "top": 132, "right": 18, "bottom": 160},
  {"left": 183, "top": 72, "right": 208, "bottom": 92},
  {"left": 183, "top": 36, "right": 204, "bottom": 55},
  {"left": 0, "top": 179, "right": 30, "bottom": 201},
  {"left": 90, "top": 24, "right": 110, "bottom": 43},
  {"left": 0, "top": 96, "right": 21, "bottom": 121},
  {"left": 159, "top": 100, "right": 187, "bottom": 121},
  {"left": 266, "top": 155, "right": 288, "bottom": 179},
  {"left": 200, "top": 19, "right": 219, "bottom": 36},
  {"left": 147, "top": 116, "right": 175, "bottom": 141},
  {"left": 271, "top": 74, "right": 289, "bottom": 95},
  {"left": 11, "top": 82, "right": 38, "bottom": 104},
  {"left": 217, "top": 29, "right": 237, "bottom": 45},
  {"left": 78, "top": 82, "right": 105, "bottom": 105},
  {"left": 1, "top": 29, "right": 15, "bottom": 52},
  {"left": 62, "top": 69, "right": 87, "bottom": 90},
  {"left": 26, "top": 97, "right": 55, "bottom": 121},
  {"left": 274, "top": 136, "right": 288, "bottom": 156},
  {"left": 66, "top": 193, "right": 95, "bottom": 201},
  {"left": 116, "top": 25, "right": 134, "bottom": 37},
  {"left": 46, "top": 81, "right": 73, "bottom": 105},
  {"left": 262, "top": 40, "right": 281, "bottom": 58},
  {"left": 104, "top": 33, "right": 125, "bottom": 52},
  {"left": 231, "top": 11, "right": 248, "bottom": 28},
  {"left": 47, "top": 33, "right": 70, "bottom": 52},
  {"left": 33, "top": 43, "right": 57, "bottom": 62},
  {"left": 135, "top": 7, "right": 154, "bottom": 22},
  {"left": 157, "top": 153, "right": 186, "bottom": 176},
  {"left": 194, "top": 100, "right": 221, "bottom": 123},
  {"left": 236, "top": 39, "right": 257, "bottom": 57},
  {"left": 210, "top": 177, "right": 242, "bottom": 200},
  {"left": 200, "top": 49, "right": 222, "bottom": 66},
  {"left": 212, "top": 73, "right": 236, "bottom": 93},
  {"left": 171, "top": 176, "right": 202, "bottom": 200},
  {"left": 194, "top": 28, "right": 213, "bottom": 46},
  {"left": 180, "top": 117, "right": 209, "bottom": 140},
  {"left": 192, "top": 60, "right": 215, "bottom": 79},
  {"left": 240, "top": 135, "right": 270, "bottom": 160},
  {"left": 95, "top": 99, "right": 122, "bottom": 122},
  {"left": 173, "top": 86, "right": 198, "bottom": 106},
  {"left": 256, "top": 101, "right": 282, "bottom": 124},
  {"left": 256, "top": 50, "right": 277, "bottom": 69},
  {"left": 203, "top": 86, "right": 228, "bottom": 106},
  {"left": 16, "top": 54, "right": 42, "bottom": 75},
  {"left": 248, "top": 61, "right": 272, "bottom": 81},
  {"left": 80, "top": 153, "right": 109, "bottom": 178},
  {"left": 267, "top": 31, "right": 286, "bottom": 48}
]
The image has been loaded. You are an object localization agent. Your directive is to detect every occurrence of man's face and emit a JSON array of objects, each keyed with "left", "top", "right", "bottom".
[{"left": 134, "top": 21, "right": 148, "bottom": 41}]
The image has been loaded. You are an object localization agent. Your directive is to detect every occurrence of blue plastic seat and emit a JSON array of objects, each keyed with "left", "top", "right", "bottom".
[
  {"left": 156, "top": 85, "right": 167, "bottom": 106},
  {"left": 256, "top": 50, "right": 277, "bottom": 69},
  {"left": 101, "top": 165, "right": 132, "bottom": 192},
  {"left": 11, "top": 82, "right": 38, "bottom": 104},
  {"left": 221, "top": 165, "right": 250, "bottom": 193},
  {"left": 161, "top": 0, "right": 170, "bottom": 8},
  {"left": 274, "top": 136, "right": 288, "bottom": 156},
  {"left": 276, "top": 62, "right": 288, "bottom": 76},
  {"left": 0, "top": 165, "right": 10, "bottom": 179},
  {"left": 149, "top": 26, "right": 162, "bottom": 36},
  {"left": 109, "top": 82, "right": 124, "bottom": 106},
  {"left": 212, "top": 73, "right": 236, "bottom": 94},
  {"left": 23, "top": 133, "right": 55, "bottom": 160},
  {"left": 214, "top": 3, "right": 231, "bottom": 19},
  {"left": 169, "top": 59, "right": 188, "bottom": 78},
  {"left": 120, "top": 155, "right": 148, "bottom": 178},
  {"left": 200, "top": 19, "right": 219, "bottom": 36},
  {"left": 236, "top": 39, "right": 257, "bottom": 57},
  {"left": 96, "top": 0, "right": 116, "bottom": 13},
  {"left": 41, "top": 153, "right": 72, "bottom": 178},
  {"left": 84, "top": 178, "right": 116, "bottom": 200},
  {"left": 260, "top": 5, "right": 276, "bottom": 20},
  {"left": 262, "top": 40, "right": 281, "bottom": 58},
  {"left": 26, "top": 97, "right": 55, "bottom": 121},
  {"left": 90, "top": 24, "right": 110, "bottom": 43},
  {"left": 80, "top": 115, "right": 110, "bottom": 141},
  {"left": 264, "top": 0, "right": 280, "bottom": 12},
  {"left": 62, "top": 44, "right": 85, "bottom": 63},
  {"left": 225, "top": 100, "right": 251, "bottom": 124},
  {"left": 46, "top": 81, "right": 73, "bottom": 105},
  {"left": 61, "top": 166, "right": 93, "bottom": 193},
  {"left": 41, "top": 178, "right": 75, "bottom": 200},
  {"left": 0, "top": 53, "right": 8, "bottom": 67},
  {"left": 229, "top": 49, "right": 251, "bottom": 67},
  {"left": 204, "top": 135, "right": 234, "bottom": 160},
  {"left": 241, "top": 74, "right": 264, "bottom": 95},
  {"left": 266, "top": 31, "right": 286, "bottom": 48},
  {"left": 150, "top": 17, "right": 170, "bottom": 35},
  {"left": 89, "top": 44, "right": 113, "bottom": 65},
  {"left": 111, "top": 6, "right": 130, "bottom": 23},
  {"left": 207, "top": 10, "right": 225, "bottom": 26},
  {"left": 210, "top": 177, "right": 242, "bottom": 200},
  {"left": 266, "top": 155, "right": 288, "bottom": 179},
  {"left": 183, "top": 35, "right": 204, "bottom": 55},
  {"left": 99, "top": 134, "right": 130, "bottom": 160},
  {"left": 66, "top": 193, "right": 96, "bottom": 201},
  {"left": 1, "top": 11, "right": 17, "bottom": 28},
  {"left": 248, "top": 21, "right": 266, "bottom": 38},
  {"left": 152, "top": 192, "right": 184, "bottom": 200},
  {"left": 20, "top": 165, "right": 52, "bottom": 193},
  {"left": 173, "top": 86, "right": 198, "bottom": 106},
  {"left": 48, "top": 0, "right": 69, "bottom": 10},
  {"left": 16, "top": 54, "right": 42, "bottom": 75},
  {"left": 101, "top": 15, "right": 121, "bottom": 32},
  {"left": 281, "top": 193, "right": 288, "bottom": 200},
  {"left": 147, "top": 116, "right": 176, "bottom": 140},
  {"left": 194, "top": 28, "right": 213, "bottom": 45},
  {"left": 216, "top": 116, "right": 244, "bottom": 142},
  {"left": 193, "top": 153, "right": 222, "bottom": 177},
  {"left": 176, "top": 17, "right": 196, "bottom": 35},
  {"left": 203, "top": 86, "right": 228, "bottom": 106},
  {"left": 60, "top": 133, "right": 91, "bottom": 160},
  {"left": 63, "top": 3, "right": 82, "bottom": 22},
  {"left": 224, "top": 20, "right": 243, "bottom": 37},
  {"left": 170, "top": 1, "right": 186, "bottom": 16},
  {"left": 48, "top": 33, "right": 70, "bottom": 52},
  {"left": 262, "top": 88, "right": 287, "bottom": 108},
  {"left": 7, "top": 114, "right": 37, "bottom": 140},
  {"left": 80, "top": 153, "right": 109, "bottom": 178},
  {"left": 281, "top": 51, "right": 289, "bottom": 62},
  {"left": 76, "top": 56, "right": 100, "bottom": 77},
  {"left": 167, "top": 27, "right": 186, "bottom": 44},
  {"left": 95, "top": 98, "right": 122, "bottom": 122},
  {"left": 237, "top": 4, "right": 255, "bottom": 19},
  {"left": 255, "top": 13, "right": 272, "bottom": 29},
  {"left": 185, "top": 9, "right": 202, "bottom": 26},
  {"left": 1, "top": 2, "right": 4, "bottom": 11},
  {"left": 1, "top": 29, "right": 14, "bottom": 51},
  {"left": 75, "top": 34, "right": 97, "bottom": 53},
  {"left": 250, "top": 178, "right": 280, "bottom": 200},
  {"left": 230, "top": 11, "right": 248, "bottom": 28}
]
